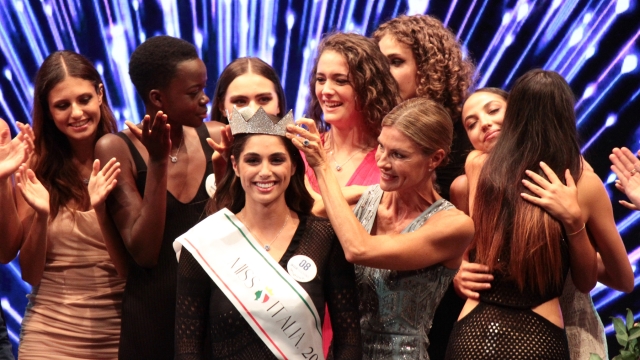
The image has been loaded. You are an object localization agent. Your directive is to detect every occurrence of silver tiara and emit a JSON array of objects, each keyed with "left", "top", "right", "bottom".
[{"left": 228, "top": 107, "right": 294, "bottom": 136}]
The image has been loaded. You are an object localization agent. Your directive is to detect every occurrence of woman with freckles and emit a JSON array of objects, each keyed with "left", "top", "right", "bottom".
[
  {"left": 0, "top": 51, "right": 125, "bottom": 359},
  {"left": 289, "top": 97, "right": 474, "bottom": 359}
]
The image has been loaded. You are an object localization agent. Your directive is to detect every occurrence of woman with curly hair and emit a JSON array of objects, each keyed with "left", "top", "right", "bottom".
[
  {"left": 372, "top": 14, "right": 476, "bottom": 358},
  {"left": 306, "top": 32, "right": 400, "bottom": 193},
  {"left": 373, "top": 14, "right": 475, "bottom": 200}
]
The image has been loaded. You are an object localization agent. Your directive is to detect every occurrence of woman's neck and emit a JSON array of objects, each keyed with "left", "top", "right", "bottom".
[
  {"left": 325, "top": 124, "right": 375, "bottom": 156},
  {"left": 383, "top": 181, "right": 441, "bottom": 217},
  {"left": 240, "top": 198, "right": 291, "bottom": 230},
  {"left": 69, "top": 137, "right": 95, "bottom": 171}
]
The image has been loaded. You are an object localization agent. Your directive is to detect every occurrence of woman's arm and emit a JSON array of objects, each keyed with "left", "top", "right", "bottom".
[
  {"left": 577, "top": 171, "right": 633, "bottom": 292},
  {"left": 465, "top": 150, "right": 487, "bottom": 217},
  {"left": 324, "top": 236, "right": 362, "bottom": 359},
  {"left": 175, "top": 249, "right": 210, "bottom": 359},
  {"left": 95, "top": 112, "right": 170, "bottom": 268},
  {"left": 521, "top": 162, "right": 598, "bottom": 293},
  {"left": 15, "top": 165, "right": 49, "bottom": 286},
  {"left": 287, "top": 120, "right": 474, "bottom": 270},
  {"left": 89, "top": 158, "right": 129, "bottom": 278}
]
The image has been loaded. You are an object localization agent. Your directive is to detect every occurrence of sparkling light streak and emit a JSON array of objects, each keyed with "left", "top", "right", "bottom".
[{"left": 0, "top": 1, "right": 638, "bottom": 357}]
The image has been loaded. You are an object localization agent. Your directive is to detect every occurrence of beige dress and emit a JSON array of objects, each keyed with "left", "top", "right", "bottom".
[{"left": 19, "top": 208, "right": 125, "bottom": 360}]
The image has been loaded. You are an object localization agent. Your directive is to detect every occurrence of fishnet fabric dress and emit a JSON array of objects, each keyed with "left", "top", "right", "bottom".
[
  {"left": 353, "top": 185, "right": 459, "bottom": 360},
  {"left": 446, "top": 242, "right": 571, "bottom": 359},
  {"left": 174, "top": 215, "right": 362, "bottom": 359}
]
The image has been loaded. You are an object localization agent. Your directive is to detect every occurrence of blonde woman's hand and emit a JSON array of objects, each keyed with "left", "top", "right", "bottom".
[{"left": 285, "top": 118, "right": 327, "bottom": 169}]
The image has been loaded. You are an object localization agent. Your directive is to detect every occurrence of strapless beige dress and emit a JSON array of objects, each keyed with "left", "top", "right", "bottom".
[{"left": 19, "top": 208, "right": 125, "bottom": 359}]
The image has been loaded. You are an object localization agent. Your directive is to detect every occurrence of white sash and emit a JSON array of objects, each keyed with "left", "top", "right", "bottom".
[{"left": 174, "top": 208, "right": 325, "bottom": 360}]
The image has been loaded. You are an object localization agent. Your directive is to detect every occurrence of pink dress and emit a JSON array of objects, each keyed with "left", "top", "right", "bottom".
[
  {"left": 302, "top": 137, "right": 381, "bottom": 356},
  {"left": 19, "top": 208, "right": 125, "bottom": 359},
  {"left": 304, "top": 149, "right": 380, "bottom": 193}
]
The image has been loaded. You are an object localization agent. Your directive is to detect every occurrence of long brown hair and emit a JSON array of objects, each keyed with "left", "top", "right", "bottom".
[
  {"left": 307, "top": 32, "right": 400, "bottom": 140},
  {"left": 210, "top": 57, "right": 287, "bottom": 124},
  {"left": 207, "top": 134, "right": 313, "bottom": 215},
  {"left": 373, "top": 14, "right": 476, "bottom": 122},
  {"left": 471, "top": 69, "right": 581, "bottom": 295},
  {"left": 32, "top": 51, "right": 117, "bottom": 218}
]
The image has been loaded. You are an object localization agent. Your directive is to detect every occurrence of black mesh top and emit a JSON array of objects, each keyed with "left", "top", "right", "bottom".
[
  {"left": 477, "top": 237, "right": 570, "bottom": 309},
  {"left": 175, "top": 215, "right": 362, "bottom": 360},
  {"left": 116, "top": 124, "right": 213, "bottom": 359}
]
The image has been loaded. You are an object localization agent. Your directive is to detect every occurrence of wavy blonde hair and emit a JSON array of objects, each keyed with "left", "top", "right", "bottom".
[{"left": 373, "top": 14, "right": 476, "bottom": 122}]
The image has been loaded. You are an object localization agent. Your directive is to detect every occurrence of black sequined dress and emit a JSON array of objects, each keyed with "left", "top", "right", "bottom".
[{"left": 445, "top": 238, "right": 571, "bottom": 359}]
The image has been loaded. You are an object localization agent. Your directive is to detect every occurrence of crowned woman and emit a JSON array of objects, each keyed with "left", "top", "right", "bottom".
[{"left": 173, "top": 107, "right": 362, "bottom": 359}]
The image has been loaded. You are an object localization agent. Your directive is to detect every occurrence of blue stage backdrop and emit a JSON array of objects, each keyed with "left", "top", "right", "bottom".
[{"left": 0, "top": 0, "right": 638, "bottom": 358}]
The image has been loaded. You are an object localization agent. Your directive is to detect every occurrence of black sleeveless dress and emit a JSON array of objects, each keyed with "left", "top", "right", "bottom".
[
  {"left": 445, "top": 241, "right": 571, "bottom": 360},
  {"left": 117, "top": 124, "right": 213, "bottom": 359}
]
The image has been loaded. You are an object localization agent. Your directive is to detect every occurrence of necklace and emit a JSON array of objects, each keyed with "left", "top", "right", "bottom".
[
  {"left": 169, "top": 135, "right": 184, "bottom": 163},
  {"left": 240, "top": 211, "right": 290, "bottom": 251},
  {"left": 329, "top": 149, "right": 365, "bottom": 171}
]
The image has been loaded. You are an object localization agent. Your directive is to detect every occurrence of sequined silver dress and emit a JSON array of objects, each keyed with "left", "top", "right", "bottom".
[{"left": 353, "top": 185, "right": 458, "bottom": 360}]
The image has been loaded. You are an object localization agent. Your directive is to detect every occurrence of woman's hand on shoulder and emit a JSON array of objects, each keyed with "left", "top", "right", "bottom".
[
  {"left": 610, "top": 147, "right": 640, "bottom": 210},
  {"left": 453, "top": 260, "right": 493, "bottom": 299},
  {"left": 520, "top": 161, "right": 583, "bottom": 233}
]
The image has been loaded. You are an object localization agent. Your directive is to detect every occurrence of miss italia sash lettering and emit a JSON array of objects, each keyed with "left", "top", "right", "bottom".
[{"left": 174, "top": 208, "right": 324, "bottom": 360}]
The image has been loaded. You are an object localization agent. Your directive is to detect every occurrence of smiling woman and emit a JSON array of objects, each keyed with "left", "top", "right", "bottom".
[
  {"left": 174, "top": 109, "right": 362, "bottom": 359},
  {"left": 0, "top": 50, "right": 126, "bottom": 359},
  {"left": 305, "top": 32, "right": 399, "bottom": 192},
  {"left": 288, "top": 97, "right": 473, "bottom": 359}
]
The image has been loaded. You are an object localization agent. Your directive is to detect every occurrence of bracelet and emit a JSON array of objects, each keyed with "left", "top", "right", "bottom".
[{"left": 567, "top": 223, "right": 586, "bottom": 236}]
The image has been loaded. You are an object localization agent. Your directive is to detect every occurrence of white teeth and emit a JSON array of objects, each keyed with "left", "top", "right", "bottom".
[
  {"left": 70, "top": 120, "right": 89, "bottom": 128},
  {"left": 324, "top": 101, "right": 342, "bottom": 108},
  {"left": 255, "top": 182, "right": 274, "bottom": 189}
]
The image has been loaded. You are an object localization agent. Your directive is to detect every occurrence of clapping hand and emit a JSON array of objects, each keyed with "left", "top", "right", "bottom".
[
  {"left": 126, "top": 111, "right": 171, "bottom": 162},
  {"left": 610, "top": 147, "right": 640, "bottom": 210},
  {"left": 15, "top": 163, "right": 49, "bottom": 216},
  {"left": 0, "top": 119, "right": 34, "bottom": 179},
  {"left": 88, "top": 158, "right": 121, "bottom": 210}
]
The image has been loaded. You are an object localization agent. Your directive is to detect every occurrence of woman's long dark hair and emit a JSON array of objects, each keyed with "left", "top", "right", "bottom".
[
  {"left": 32, "top": 51, "right": 117, "bottom": 218},
  {"left": 471, "top": 69, "right": 582, "bottom": 295},
  {"left": 206, "top": 134, "right": 313, "bottom": 215}
]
